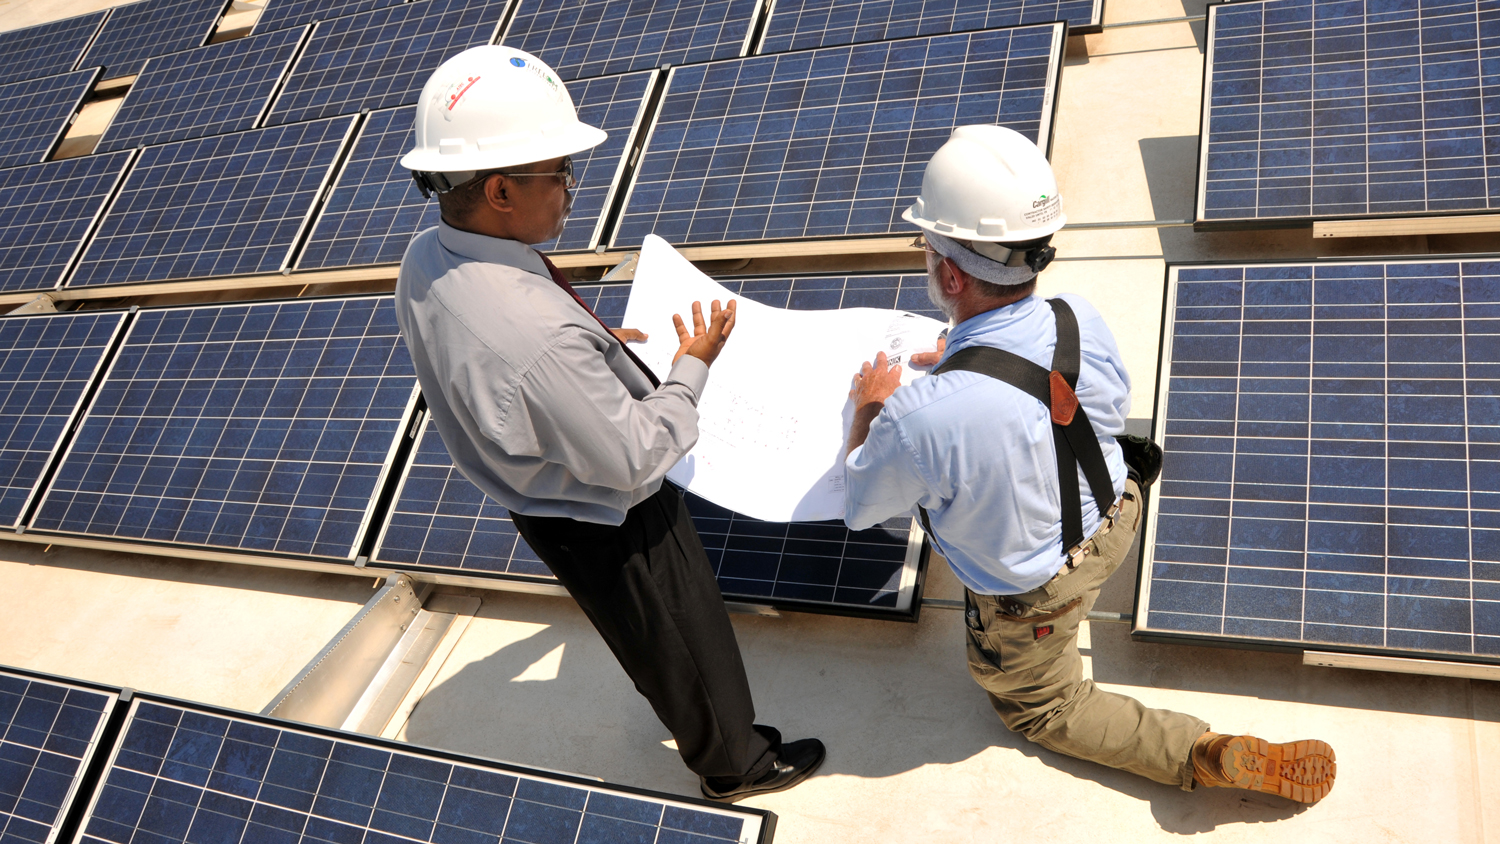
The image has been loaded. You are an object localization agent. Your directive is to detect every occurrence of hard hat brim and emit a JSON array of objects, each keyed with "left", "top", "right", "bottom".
[
  {"left": 400, "top": 123, "right": 608, "bottom": 174},
  {"left": 902, "top": 203, "right": 1067, "bottom": 243}
]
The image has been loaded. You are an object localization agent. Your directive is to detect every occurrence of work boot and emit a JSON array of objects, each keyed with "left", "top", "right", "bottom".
[{"left": 1191, "top": 732, "right": 1336, "bottom": 804}]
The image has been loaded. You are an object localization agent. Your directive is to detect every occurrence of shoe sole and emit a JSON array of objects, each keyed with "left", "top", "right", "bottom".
[{"left": 1220, "top": 736, "right": 1336, "bottom": 804}]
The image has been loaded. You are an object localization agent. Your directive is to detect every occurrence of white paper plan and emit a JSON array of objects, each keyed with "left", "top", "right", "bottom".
[{"left": 622, "top": 235, "right": 946, "bottom": 522}]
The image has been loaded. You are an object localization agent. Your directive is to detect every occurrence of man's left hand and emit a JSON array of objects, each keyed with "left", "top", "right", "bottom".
[
  {"left": 850, "top": 351, "right": 903, "bottom": 409},
  {"left": 613, "top": 328, "right": 648, "bottom": 343}
]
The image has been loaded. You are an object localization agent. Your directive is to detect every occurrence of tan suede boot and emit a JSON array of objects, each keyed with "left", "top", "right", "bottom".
[{"left": 1191, "top": 732, "right": 1336, "bottom": 804}]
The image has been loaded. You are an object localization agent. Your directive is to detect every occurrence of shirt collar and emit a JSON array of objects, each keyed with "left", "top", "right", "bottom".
[
  {"left": 437, "top": 220, "right": 550, "bottom": 278},
  {"left": 940, "top": 294, "right": 1044, "bottom": 362}
]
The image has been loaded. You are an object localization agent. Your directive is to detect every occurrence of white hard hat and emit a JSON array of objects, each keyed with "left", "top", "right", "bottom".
[
  {"left": 400, "top": 45, "right": 606, "bottom": 178},
  {"left": 902, "top": 125, "right": 1066, "bottom": 243}
]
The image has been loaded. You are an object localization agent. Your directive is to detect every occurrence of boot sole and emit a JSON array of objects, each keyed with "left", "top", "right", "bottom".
[{"left": 1220, "top": 736, "right": 1336, "bottom": 804}]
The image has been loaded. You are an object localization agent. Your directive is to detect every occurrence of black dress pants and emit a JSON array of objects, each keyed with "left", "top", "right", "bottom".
[{"left": 510, "top": 484, "right": 779, "bottom": 781}]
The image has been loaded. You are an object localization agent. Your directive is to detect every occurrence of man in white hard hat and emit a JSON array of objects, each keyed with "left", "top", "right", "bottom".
[
  {"left": 840, "top": 125, "right": 1337, "bottom": 803},
  {"left": 392, "top": 45, "right": 824, "bottom": 801}
]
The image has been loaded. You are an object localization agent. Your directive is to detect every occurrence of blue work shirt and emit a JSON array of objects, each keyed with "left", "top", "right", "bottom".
[{"left": 843, "top": 293, "right": 1131, "bottom": 596}]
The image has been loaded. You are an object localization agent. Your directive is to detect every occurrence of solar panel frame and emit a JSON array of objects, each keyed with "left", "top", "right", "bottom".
[
  {"left": 757, "top": 0, "right": 1103, "bottom": 53},
  {"left": 0, "top": 310, "right": 130, "bottom": 530},
  {"left": 0, "top": 665, "right": 119, "bottom": 844},
  {"left": 498, "top": 0, "right": 763, "bottom": 82},
  {"left": 71, "top": 696, "right": 775, "bottom": 844},
  {"left": 609, "top": 22, "right": 1067, "bottom": 249},
  {"left": 0, "top": 9, "right": 109, "bottom": 85},
  {"left": 0, "top": 150, "right": 137, "bottom": 294},
  {"left": 262, "top": 0, "right": 511, "bottom": 128},
  {"left": 294, "top": 70, "right": 656, "bottom": 271},
  {"left": 66, "top": 115, "right": 360, "bottom": 288},
  {"left": 1136, "top": 257, "right": 1500, "bottom": 667},
  {"left": 1194, "top": 0, "right": 1500, "bottom": 230},
  {"left": 77, "top": 0, "right": 229, "bottom": 80},
  {"left": 94, "top": 26, "right": 312, "bottom": 154},
  {"left": 0, "top": 68, "right": 102, "bottom": 170},
  {"left": 28, "top": 294, "right": 422, "bottom": 565},
  {"left": 250, "top": 0, "right": 408, "bottom": 35},
  {"left": 370, "top": 273, "right": 938, "bottom": 620}
]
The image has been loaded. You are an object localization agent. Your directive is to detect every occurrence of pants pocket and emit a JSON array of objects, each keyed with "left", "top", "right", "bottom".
[{"left": 990, "top": 596, "right": 1084, "bottom": 676}]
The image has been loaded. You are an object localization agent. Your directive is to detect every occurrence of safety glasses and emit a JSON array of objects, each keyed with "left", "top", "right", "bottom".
[{"left": 496, "top": 156, "right": 575, "bottom": 189}]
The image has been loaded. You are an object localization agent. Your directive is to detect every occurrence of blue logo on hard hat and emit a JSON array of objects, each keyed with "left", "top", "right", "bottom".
[{"left": 510, "top": 57, "right": 526, "bottom": 67}]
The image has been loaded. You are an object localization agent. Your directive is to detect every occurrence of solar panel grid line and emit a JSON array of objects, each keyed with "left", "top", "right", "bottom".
[
  {"left": 577, "top": 69, "right": 661, "bottom": 252},
  {"left": 1138, "top": 258, "right": 1500, "bottom": 665},
  {"left": 0, "top": 667, "right": 118, "bottom": 844},
  {"left": 756, "top": 0, "right": 1102, "bottom": 53},
  {"left": 78, "top": 0, "right": 230, "bottom": 80},
  {"left": 70, "top": 696, "right": 771, "bottom": 844},
  {"left": 0, "top": 311, "right": 131, "bottom": 531},
  {"left": 93, "top": 26, "right": 312, "bottom": 154},
  {"left": 0, "top": 10, "right": 109, "bottom": 85},
  {"left": 1195, "top": 0, "right": 1500, "bottom": 227},
  {"left": 66, "top": 115, "right": 360, "bottom": 288},
  {"left": 29, "top": 295, "right": 421, "bottom": 563},
  {"left": 609, "top": 22, "right": 1066, "bottom": 249},
  {"left": 280, "top": 113, "right": 366, "bottom": 275},
  {"left": 249, "top": 0, "right": 409, "bottom": 35},
  {"left": 0, "top": 149, "right": 138, "bottom": 295},
  {"left": 0, "top": 68, "right": 102, "bottom": 170}
]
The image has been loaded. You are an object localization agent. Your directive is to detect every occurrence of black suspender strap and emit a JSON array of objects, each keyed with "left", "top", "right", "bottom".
[{"left": 930, "top": 298, "right": 1114, "bottom": 552}]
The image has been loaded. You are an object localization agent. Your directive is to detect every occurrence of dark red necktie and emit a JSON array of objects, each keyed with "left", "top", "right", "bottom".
[{"left": 536, "top": 250, "right": 660, "bottom": 388}]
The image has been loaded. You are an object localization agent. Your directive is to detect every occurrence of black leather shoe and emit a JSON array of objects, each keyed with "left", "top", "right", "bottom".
[{"left": 700, "top": 738, "right": 826, "bottom": 801}]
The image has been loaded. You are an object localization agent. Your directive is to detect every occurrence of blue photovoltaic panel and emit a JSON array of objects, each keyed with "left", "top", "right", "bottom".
[
  {"left": 95, "top": 27, "right": 309, "bottom": 153},
  {"left": 373, "top": 275, "right": 936, "bottom": 615},
  {"left": 0, "top": 152, "right": 134, "bottom": 294},
  {"left": 252, "top": 0, "right": 406, "bottom": 34},
  {"left": 500, "top": 0, "right": 758, "bottom": 82},
  {"left": 0, "top": 312, "right": 127, "bottom": 528},
  {"left": 760, "top": 0, "right": 1102, "bottom": 53},
  {"left": 264, "top": 0, "right": 509, "bottom": 127},
  {"left": 297, "top": 71, "right": 652, "bottom": 270},
  {"left": 69, "top": 116, "right": 356, "bottom": 288},
  {"left": 612, "top": 24, "right": 1064, "bottom": 248},
  {"left": 78, "top": 0, "right": 228, "bottom": 79},
  {"left": 1198, "top": 0, "right": 1500, "bottom": 224},
  {"left": 0, "top": 10, "right": 108, "bottom": 85},
  {"left": 77, "top": 699, "right": 768, "bottom": 844},
  {"left": 31, "top": 297, "right": 418, "bottom": 561},
  {"left": 1140, "top": 259, "right": 1500, "bottom": 664},
  {"left": 0, "top": 669, "right": 115, "bottom": 844},
  {"left": 0, "top": 69, "right": 100, "bottom": 170}
]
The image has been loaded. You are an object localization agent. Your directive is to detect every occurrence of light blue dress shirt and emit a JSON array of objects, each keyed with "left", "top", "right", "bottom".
[{"left": 844, "top": 293, "right": 1132, "bottom": 596}]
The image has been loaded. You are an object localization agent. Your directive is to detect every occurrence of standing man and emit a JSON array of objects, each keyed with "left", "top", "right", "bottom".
[
  {"left": 842, "top": 125, "right": 1336, "bottom": 804},
  {"left": 394, "top": 45, "right": 823, "bottom": 801}
]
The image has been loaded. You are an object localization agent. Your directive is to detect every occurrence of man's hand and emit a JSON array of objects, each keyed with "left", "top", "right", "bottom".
[
  {"left": 846, "top": 351, "right": 902, "bottom": 457},
  {"left": 672, "top": 299, "right": 737, "bottom": 366},
  {"left": 613, "top": 328, "right": 648, "bottom": 343},
  {"left": 908, "top": 336, "right": 946, "bottom": 368}
]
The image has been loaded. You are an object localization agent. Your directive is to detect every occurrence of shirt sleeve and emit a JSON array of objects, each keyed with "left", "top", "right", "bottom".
[
  {"left": 499, "top": 326, "right": 707, "bottom": 492},
  {"left": 843, "top": 407, "right": 935, "bottom": 531}
]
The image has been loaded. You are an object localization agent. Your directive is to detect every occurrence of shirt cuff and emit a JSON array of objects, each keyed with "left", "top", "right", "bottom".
[{"left": 662, "top": 355, "right": 709, "bottom": 398}]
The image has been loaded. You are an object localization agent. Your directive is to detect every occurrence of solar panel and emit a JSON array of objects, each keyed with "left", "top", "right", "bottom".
[
  {"left": 1139, "top": 258, "right": 1500, "bottom": 665},
  {"left": 0, "top": 69, "right": 101, "bottom": 170},
  {"left": 373, "top": 274, "right": 936, "bottom": 617},
  {"left": 760, "top": 0, "right": 1102, "bottom": 53},
  {"left": 1197, "top": 0, "right": 1500, "bottom": 226},
  {"left": 76, "top": 698, "right": 771, "bottom": 844},
  {"left": 611, "top": 23, "right": 1065, "bottom": 249},
  {"left": 0, "top": 10, "right": 108, "bottom": 86},
  {"left": 0, "top": 311, "right": 128, "bottom": 529},
  {"left": 30, "top": 296, "right": 419, "bottom": 561},
  {"left": 296, "top": 71, "right": 654, "bottom": 270},
  {"left": 68, "top": 116, "right": 357, "bottom": 288},
  {"left": 0, "top": 152, "right": 135, "bottom": 294},
  {"left": 251, "top": 0, "right": 406, "bottom": 35},
  {"left": 0, "top": 668, "right": 116, "bottom": 844},
  {"left": 500, "top": 0, "right": 759, "bottom": 82},
  {"left": 263, "top": 0, "right": 509, "bottom": 127},
  {"left": 78, "top": 0, "right": 228, "bottom": 80},
  {"left": 95, "top": 27, "right": 309, "bottom": 154}
]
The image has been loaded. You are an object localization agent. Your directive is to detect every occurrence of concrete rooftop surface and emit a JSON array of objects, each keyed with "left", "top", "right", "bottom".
[{"left": 0, "top": 0, "right": 1497, "bottom": 842}]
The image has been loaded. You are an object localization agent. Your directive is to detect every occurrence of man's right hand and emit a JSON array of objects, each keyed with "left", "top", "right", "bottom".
[{"left": 673, "top": 299, "right": 737, "bottom": 366}]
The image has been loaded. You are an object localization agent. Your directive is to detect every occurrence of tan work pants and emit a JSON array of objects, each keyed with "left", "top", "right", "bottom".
[{"left": 965, "top": 480, "right": 1208, "bottom": 789}]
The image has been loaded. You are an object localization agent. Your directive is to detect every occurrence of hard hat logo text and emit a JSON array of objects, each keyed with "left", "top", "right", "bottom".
[{"left": 445, "top": 75, "right": 481, "bottom": 112}]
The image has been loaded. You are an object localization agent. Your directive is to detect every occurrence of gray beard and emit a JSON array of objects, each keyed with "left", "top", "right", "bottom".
[{"left": 926, "top": 273, "right": 957, "bottom": 323}]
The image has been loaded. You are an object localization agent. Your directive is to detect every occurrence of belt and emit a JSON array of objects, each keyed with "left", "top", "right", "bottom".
[{"left": 1060, "top": 488, "right": 1134, "bottom": 570}]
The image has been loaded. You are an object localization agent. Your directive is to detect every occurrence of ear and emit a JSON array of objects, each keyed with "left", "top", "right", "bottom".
[
  {"left": 481, "top": 174, "right": 515, "bottom": 215},
  {"left": 939, "top": 256, "right": 968, "bottom": 296}
]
